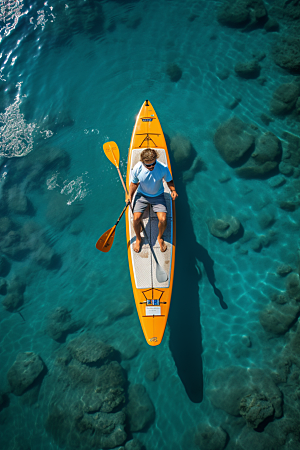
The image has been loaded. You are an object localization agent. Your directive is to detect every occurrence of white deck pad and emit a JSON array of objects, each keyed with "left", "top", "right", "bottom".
[
  {"left": 145, "top": 306, "right": 162, "bottom": 316},
  {"left": 128, "top": 149, "right": 173, "bottom": 289}
]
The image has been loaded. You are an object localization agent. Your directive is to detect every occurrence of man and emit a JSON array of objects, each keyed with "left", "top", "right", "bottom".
[{"left": 127, "top": 148, "right": 178, "bottom": 253}]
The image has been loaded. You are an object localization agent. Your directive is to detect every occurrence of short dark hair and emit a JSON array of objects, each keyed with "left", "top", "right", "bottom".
[{"left": 140, "top": 148, "right": 158, "bottom": 163}]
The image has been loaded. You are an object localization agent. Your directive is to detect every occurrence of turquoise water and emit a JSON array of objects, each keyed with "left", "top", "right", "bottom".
[{"left": 1, "top": 0, "right": 300, "bottom": 449}]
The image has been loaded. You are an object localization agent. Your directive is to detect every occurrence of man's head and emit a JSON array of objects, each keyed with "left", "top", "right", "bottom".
[{"left": 140, "top": 148, "right": 158, "bottom": 171}]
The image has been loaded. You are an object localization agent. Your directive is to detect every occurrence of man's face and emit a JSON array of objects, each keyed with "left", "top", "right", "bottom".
[{"left": 143, "top": 159, "right": 156, "bottom": 171}]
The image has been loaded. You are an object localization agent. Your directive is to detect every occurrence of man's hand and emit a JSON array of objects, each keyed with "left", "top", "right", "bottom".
[
  {"left": 127, "top": 182, "right": 139, "bottom": 205},
  {"left": 167, "top": 180, "right": 177, "bottom": 201},
  {"left": 171, "top": 190, "right": 178, "bottom": 201}
]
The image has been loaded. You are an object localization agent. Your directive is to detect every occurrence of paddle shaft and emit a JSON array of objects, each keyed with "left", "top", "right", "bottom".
[
  {"left": 117, "top": 166, "right": 127, "bottom": 195},
  {"left": 103, "top": 203, "right": 128, "bottom": 247}
]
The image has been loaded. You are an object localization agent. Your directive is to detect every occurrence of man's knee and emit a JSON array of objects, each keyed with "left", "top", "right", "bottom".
[
  {"left": 158, "top": 215, "right": 167, "bottom": 226},
  {"left": 133, "top": 214, "right": 142, "bottom": 226}
]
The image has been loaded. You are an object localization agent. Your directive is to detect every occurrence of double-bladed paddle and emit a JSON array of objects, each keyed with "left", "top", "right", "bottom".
[{"left": 101, "top": 141, "right": 168, "bottom": 283}]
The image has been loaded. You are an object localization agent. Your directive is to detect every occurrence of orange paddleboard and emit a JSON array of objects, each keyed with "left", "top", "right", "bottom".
[{"left": 125, "top": 100, "right": 176, "bottom": 346}]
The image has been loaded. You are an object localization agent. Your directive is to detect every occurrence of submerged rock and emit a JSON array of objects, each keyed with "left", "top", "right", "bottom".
[
  {"left": 0, "top": 219, "right": 58, "bottom": 265},
  {"left": 272, "top": 36, "right": 300, "bottom": 73},
  {"left": 2, "top": 278, "right": 26, "bottom": 312},
  {"left": 126, "top": 384, "right": 155, "bottom": 432},
  {"left": 207, "top": 215, "right": 241, "bottom": 240},
  {"left": 8, "top": 146, "right": 71, "bottom": 188},
  {"left": 194, "top": 423, "right": 227, "bottom": 450},
  {"left": 125, "top": 439, "right": 143, "bottom": 450},
  {"left": 234, "top": 59, "right": 261, "bottom": 78},
  {"left": 143, "top": 356, "right": 159, "bottom": 381},
  {"left": 286, "top": 273, "right": 300, "bottom": 301},
  {"left": 182, "top": 155, "right": 207, "bottom": 183},
  {"left": 39, "top": 110, "right": 75, "bottom": 134},
  {"left": 216, "top": 68, "right": 230, "bottom": 80},
  {"left": 0, "top": 229, "right": 30, "bottom": 260},
  {"left": 207, "top": 366, "right": 282, "bottom": 418},
  {"left": 235, "top": 132, "right": 282, "bottom": 178},
  {"left": 170, "top": 135, "right": 196, "bottom": 171},
  {"left": 240, "top": 393, "right": 274, "bottom": 428},
  {"left": 252, "top": 132, "right": 282, "bottom": 164},
  {"left": 42, "top": 0, "right": 105, "bottom": 45},
  {"left": 2, "top": 292, "right": 23, "bottom": 311},
  {"left": 166, "top": 63, "right": 182, "bottom": 82},
  {"left": 237, "top": 425, "right": 279, "bottom": 450},
  {"left": 258, "top": 211, "right": 276, "bottom": 229},
  {"left": 46, "top": 307, "right": 84, "bottom": 342},
  {"left": 281, "top": 133, "right": 300, "bottom": 172},
  {"left": 46, "top": 405, "right": 126, "bottom": 449},
  {"left": 45, "top": 337, "right": 127, "bottom": 449},
  {"left": 46, "top": 192, "right": 83, "bottom": 230},
  {"left": 5, "top": 186, "right": 33, "bottom": 215},
  {"left": 259, "top": 302, "right": 300, "bottom": 335},
  {"left": 270, "top": 83, "right": 300, "bottom": 116},
  {"left": 67, "top": 334, "right": 116, "bottom": 365},
  {"left": 33, "top": 243, "right": 59, "bottom": 269},
  {"left": 271, "top": 292, "right": 289, "bottom": 305},
  {"left": 218, "top": 174, "right": 231, "bottom": 183},
  {"left": 241, "top": 335, "right": 252, "bottom": 347},
  {"left": 279, "top": 200, "right": 300, "bottom": 212},
  {"left": 7, "top": 352, "right": 45, "bottom": 395},
  {"left": 278, "top": 162, "right": 294, "bottom": 177},
  {"left": 217, "top": 0, "right": 267, "bottom": 29},
  {"left": 217, "top": 1, "right": 250, "bottom": 27},
  {"left": 214, "top": 117, "right": 255, "bottom": 167},
  {"left": 268, "top": 175, "right": 286, "bottom": 188},
  {"left": 277, "top": 265, "right": 293, "bottom": 277}
]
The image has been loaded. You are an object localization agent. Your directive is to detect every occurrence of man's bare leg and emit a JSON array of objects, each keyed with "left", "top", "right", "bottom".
[
  {"left": 133, "top": 212, "right": 143, "bottom": 253},
  {"left": 157, "top": 212, "right": 167, "bottom": 252}
]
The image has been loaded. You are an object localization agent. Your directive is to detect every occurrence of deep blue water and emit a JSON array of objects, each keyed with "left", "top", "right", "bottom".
[{"left": 1, "top": 1, "right": 300, "bottom": 449}]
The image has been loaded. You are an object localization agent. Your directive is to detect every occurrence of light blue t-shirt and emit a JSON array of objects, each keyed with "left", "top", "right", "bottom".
[{"left": 130, "top": 160, "right": 172, "bottom": 197}]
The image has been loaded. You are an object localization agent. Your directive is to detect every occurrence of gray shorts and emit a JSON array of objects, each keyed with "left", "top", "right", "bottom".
[{"left": 133, "top": 192, "right": 167, "bottom": 214}]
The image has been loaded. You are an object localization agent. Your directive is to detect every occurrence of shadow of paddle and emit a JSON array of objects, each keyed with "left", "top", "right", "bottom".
[
  {"left": 195, "top": 243, "right": 228, "bottom": 310},
  {"left": 167, "top": 148, "right": 227, "bottom": 403}
]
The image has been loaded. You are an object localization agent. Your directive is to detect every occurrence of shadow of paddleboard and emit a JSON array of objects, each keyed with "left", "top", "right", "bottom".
[
  {"left": 168, "top": 154, "right": 204, "bottom": 403},
  {"left": 167, "top": 146, "right": 226, "bottom": 403}
]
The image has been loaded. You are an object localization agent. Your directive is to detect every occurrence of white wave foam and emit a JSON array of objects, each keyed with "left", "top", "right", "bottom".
[
  {"left": 47, "top": 171, "right": 89, "bottom": 205},
  {"left": 0, "top": 89, "right": 36, "bottom": 158},
  {"left": 0, "top": 0, "right": 27, "bottom": 42}
]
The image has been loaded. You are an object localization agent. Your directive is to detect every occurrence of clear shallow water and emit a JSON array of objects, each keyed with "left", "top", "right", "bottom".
[{"left": 1, "top": 0, "right": 300, "bottom": 449}]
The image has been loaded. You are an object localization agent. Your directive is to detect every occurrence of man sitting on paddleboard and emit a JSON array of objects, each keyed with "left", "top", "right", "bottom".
[{"left": 127, "top": 148, "right": 178, "bottom": 253}]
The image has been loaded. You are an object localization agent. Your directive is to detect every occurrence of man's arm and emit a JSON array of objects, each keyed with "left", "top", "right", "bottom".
[
  {"left": 167, "top": 180, "right": 178, "bottom": 201},
  {"left": 127, "top": 182, "right": 139, "bottom": 203}
]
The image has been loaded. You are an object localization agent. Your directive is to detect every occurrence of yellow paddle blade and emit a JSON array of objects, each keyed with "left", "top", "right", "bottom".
[
  {"left": 96, "top": 226, "right": 116, "bottom": 252},
  {"left": 103, "top": 141, "right": 120, "bottom": 168}
]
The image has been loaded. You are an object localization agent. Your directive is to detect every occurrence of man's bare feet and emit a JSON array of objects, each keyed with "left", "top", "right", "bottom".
[
  {"left": 133, "top": 236, "right": 142, "bottom": 253},
  {"left": 158, "top": 238, "right": 167, "bottom": 252}
]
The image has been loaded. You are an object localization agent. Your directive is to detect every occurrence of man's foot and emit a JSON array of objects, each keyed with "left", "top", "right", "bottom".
[
  {"left": 133, "top": 236, "right": 142, "bottom": 253},
  {"left": 158, "top": 238, "right": 167, "bottom": 252}
]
